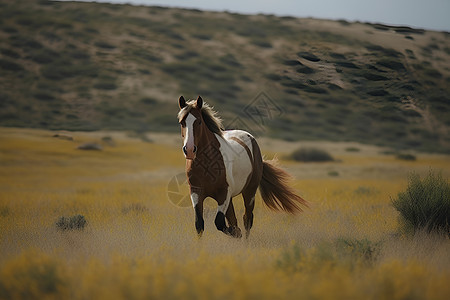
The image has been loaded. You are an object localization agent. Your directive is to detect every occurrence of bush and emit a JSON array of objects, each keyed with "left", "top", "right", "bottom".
[
  {"left": 377, "top": 59, "right": 405, "bottom": 71},
  {"left": 251, "top": 39, "right": 272, "bottom": 48},
  {"left": 289, "top": 148, "right": 334, "bottom": 162},
  {"left": 276, "top": 238, "right": 381, "bottom": 273},
  {"left": 41, "top": 62, "right": 98, "bottom": 80},
  {"left": 297, "top": 51, "right": 320, "bottom": 62},
  {"left": 0, "top": 58, "right": 23, "bottom": 71},
  {"left": 396, "top": 153, "right": 416, "bottom": 161},
  {"left": 276, "top": 243, "right": 303, "bottom": 272},
  {"left": 328, "top": 171, "right": 339, "bottom": 177},
  {"left": 93, "top": 82, "right": 117, "bottom": 90},
  {"left": 345, "top": 147, "right": 360, "bottom": 152},
  {"left": 335, "top": 238, "right": 381, "bottom": 265},
  {"left": 56, "top": 214, "right": 87, "bottom": 231},
  {"left": 392, "top": 170, "right": 450, "bottom": 235},
  {"left": 0, "top": 251, "right": 66, "bottom": 299},
  {"left": 140, "top": 97, "right": 157, "bottom": 105},
  {"left": 34, "top": 92, "right": 55, "bottom": 101},
  {"left": 94, "top": 41, "right": 115, "bottom": 49}
]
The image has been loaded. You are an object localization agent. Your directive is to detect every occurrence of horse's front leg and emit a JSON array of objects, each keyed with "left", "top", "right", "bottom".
[
  {"left": 190, "top": 192, "right": 204, "bottom": 237},
  {"left": 214, "top": 188, "right": 232, "bottom": 235}
]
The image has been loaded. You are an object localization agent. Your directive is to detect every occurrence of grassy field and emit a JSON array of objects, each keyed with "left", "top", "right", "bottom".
[{"left": 0, "top": 127, "right": 449, "bottom": 299}]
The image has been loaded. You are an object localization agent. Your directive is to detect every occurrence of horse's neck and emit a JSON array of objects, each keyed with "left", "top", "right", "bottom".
[
  {"left": 198, "top": 127, "right": 219, "bottom": 147},
  {"left": 185, "top": 128, "right": 223, "bottom": 179}
]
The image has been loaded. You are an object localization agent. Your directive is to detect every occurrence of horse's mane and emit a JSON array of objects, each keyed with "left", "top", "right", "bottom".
[{"left": 178, "top": 100, "right": 224, "bottom": 136}]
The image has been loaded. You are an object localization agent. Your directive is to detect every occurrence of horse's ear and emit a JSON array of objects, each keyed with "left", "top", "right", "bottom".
[
  {"left": 179, "top": 96, "right": 186, "bottom": 109},
  {"left": 196, "top": 96, "right": 203, "bottom": 109}
]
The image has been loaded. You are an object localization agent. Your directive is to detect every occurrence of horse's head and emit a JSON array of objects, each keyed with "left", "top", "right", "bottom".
[{"left": 178, "top": 96, "right": 205, "bottom": 160}]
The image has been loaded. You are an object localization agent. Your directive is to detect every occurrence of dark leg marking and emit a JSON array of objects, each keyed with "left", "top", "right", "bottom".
[
  {"left": 214, "top": 211, "right": 227, "bottom": 232},
  {"left": 225, "top": 200, "right": 242, "bottom": 238},
  {"left": 195, "top": 216, "right": 204, "bottom": 236},
  {"left": 243, "top": 212, "right": 254, "bottom": 239},
  {"left": 194, "top": 204, "right": 204, "bottom": 236}
]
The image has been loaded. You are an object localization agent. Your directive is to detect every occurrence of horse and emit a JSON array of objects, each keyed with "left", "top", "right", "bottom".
[{"left": 177, "top": 96, "right": 308, "bottom": 238}]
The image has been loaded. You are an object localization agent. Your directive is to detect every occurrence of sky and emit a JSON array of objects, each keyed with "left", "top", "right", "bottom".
[{"left": 66, "top": 0, "right": 450, "bottom": 32}]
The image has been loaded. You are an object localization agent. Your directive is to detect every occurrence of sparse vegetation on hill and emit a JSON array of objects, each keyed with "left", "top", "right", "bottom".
[{"left": 0, "top": 0, "right": 449, "bottom": 152}]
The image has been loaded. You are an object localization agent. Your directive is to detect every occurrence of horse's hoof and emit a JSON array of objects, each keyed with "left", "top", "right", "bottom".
[{"left": 226, "top": 226, "right": 242, "bottom": 238}]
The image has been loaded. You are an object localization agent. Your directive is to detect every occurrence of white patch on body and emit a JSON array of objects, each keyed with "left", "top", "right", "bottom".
[
  {"left": 183, "top": 113, "right": 196, "bottom": 152},
  {"left": 215, "top": 130, "right": 254, "bottom": 213}
]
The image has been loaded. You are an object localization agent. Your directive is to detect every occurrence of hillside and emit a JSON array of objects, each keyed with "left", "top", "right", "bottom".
[{"left": 0, "top": 0, "right": 449, "bottom": 152}]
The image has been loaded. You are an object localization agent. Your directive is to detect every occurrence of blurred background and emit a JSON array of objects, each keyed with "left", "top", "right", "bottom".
[{"left": 1, "top": 0, "right": 449, "bottom": 152}]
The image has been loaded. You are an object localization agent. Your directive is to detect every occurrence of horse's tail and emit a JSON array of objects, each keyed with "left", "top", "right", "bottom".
[{"left": 259, "top": 160, "right": 308, "bottom": 213}]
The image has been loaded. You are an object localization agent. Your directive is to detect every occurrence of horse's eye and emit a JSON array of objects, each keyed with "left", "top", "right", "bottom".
[{"left": 198, "top": 120, "right": 202, "bottom": 125}]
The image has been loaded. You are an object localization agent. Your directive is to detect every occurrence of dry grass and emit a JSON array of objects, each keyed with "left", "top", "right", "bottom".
[{"left": 0, "top": 128, "right": 449, "bottom": 299}]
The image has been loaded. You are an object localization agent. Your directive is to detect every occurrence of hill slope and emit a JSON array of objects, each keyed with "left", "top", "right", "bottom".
[{"left": 0, "top": 0, "right": 449, "bottom": 152}]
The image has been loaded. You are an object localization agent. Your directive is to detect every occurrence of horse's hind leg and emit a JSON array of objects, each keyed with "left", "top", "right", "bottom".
[
  {"left": 242, "top": 188, "right": 256, "bottom": 239},
  {"left": 225, "top": 199, "right": 242, "bottom": 238},
  {"left": 242, "top": 137, "right": 263, "bottom": 238}
]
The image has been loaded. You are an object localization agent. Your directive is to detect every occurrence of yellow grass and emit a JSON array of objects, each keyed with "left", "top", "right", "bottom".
[{"left": 0, "top": 127, "right": 449, "bottom": 299}]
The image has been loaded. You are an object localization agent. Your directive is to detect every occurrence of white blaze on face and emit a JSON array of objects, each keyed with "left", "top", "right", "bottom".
[{"left": 183, "top": 113, "right": 197, "bottom": 158}]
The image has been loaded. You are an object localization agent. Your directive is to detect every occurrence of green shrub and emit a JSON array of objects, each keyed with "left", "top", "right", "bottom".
[
  {"left": 175, "top": 50, "right": 198, "bottom": 60},
  {"left": 345, "top": 147, "right": 360, "bottom": 152},
  {"left": 41, "top": 61, "right": 98, "bottom": 80},
  {"left": 219, "top": 54, "right": 241, "bottom": 67},
  {"left": 29, "top": 48, "right": 59, "bottom": 64},
  {"left": 0, "top": 251, "right": 66, "bottom": 299},
  {"left": 130, "top": 49, "right": 163, "bottom": 62},
  {"left": 392, "top": 171, "right": 450, "bottom": 235},
  {"left": 191, "top": 33, "right": 212, "bottom": 40},
  {"left": 289, "top": 148, "right": 334, "bottom": 162},
  {"left": 140, "top": 97, "right": 157, "bottom": 105},
  {"left": 282, "top": 59, "right": 302, "bottom": 66},
  {"left": 0, "top": 206, "right": 10, "bottom": 217},
  {"left": 424, "top": 68, "right": 442, "bottom": 79},
  {"left": 94, "top": 41, "right": 115, "bottom": 49},
  {"left": 93, "top": 82, "right": 117, "bottom": 90},
  {"left": 276, "top": 238, "right": 381, "bottom": 273},
  {"left": 297, "top": 51, "right": 320, "bottom": 62},
  {"left": 0, "top": 58, "right": 23, "bottom": 71},
  {"left": 9, "top": 35, "right": 43, "bottom": 49},
  {"left": 1, "top": 48, "right": 21, "bottom": 59},
  {"left": 34, "top": 92, "right": 55, "bottom": 101},
  {"left": 251, "top": 39, "right": 272, "bottom": 48},
  {"left": 377, "top": 59, "right": 405, "bottom": 71},
  {"left": 335, "top": 61, "right": 359, "bottom": 69},
  {"left": 354, "top": 186, "right": 379, "bottom": 196},
  {"left": 296, "top": 66, "right": 315, "bottom": 74},
  {"left": 275, "top": 243, "right": 303, "bottom": 272},
  {"left": 56, "top": 214, "right": 87, "bottom": 231},
  {"left": 396, "top": 153, "right": 416, "bottom": 161},
  {"left": 335, "top": 238, "right": 381, "bottom": 264}
]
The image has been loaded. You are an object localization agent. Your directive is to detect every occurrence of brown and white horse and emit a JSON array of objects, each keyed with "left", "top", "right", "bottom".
[{"left": 178, "top": 96, "right": 308, "bottom": 238}]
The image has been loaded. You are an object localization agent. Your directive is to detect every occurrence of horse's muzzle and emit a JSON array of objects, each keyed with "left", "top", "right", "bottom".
[{"left": 183, "top": 145, "right": 197, "bottom": 160}]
